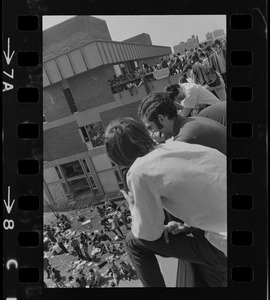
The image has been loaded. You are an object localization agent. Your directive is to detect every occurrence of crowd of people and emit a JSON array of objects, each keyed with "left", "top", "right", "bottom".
[
  {"left": 44, "top": 38, "right": 228, "bottom": 288},
  {"left": 43, "top": 200, "right": 137, "bottom": 288},
  {"left": 107, "top": 38, "right": 227, "bottom": 101},
  {"left": 103, "top": 39, "right": 227, "bottom": 286}
]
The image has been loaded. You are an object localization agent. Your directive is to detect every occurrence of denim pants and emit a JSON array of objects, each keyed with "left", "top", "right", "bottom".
[{"left": 125, "top": 229, "right": 227, "bottom": 287}]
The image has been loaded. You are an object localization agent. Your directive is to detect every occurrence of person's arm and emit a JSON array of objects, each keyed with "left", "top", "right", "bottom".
[
  {"left": 120, "top": 172, "right": 165, "bottom": 241},
  {"left": 179, "top": 84, "right": 197, "bottom": 117}
]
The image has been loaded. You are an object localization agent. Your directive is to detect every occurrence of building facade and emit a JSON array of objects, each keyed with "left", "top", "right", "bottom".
[
  {"left": 43, "top": 16, "right": 177, "bottom": 209},
  {"left": 205, "top": 29, "right": 226, "bottom": 42},
  {"left": 173, "top": 35, "right": 200, "bottom": 55}
]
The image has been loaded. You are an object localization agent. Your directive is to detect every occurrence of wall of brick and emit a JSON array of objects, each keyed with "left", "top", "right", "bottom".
[
  {"left": 67, "top": 66, "right": 115, "bottom": 112},
  {"left": 100, "top": 101, "right": 142, "bottom": 128},
  {"left": 43, "top": 16, "right": 112, "bottom": 57},
  {"left": 43, "top": 83, "right": 72, "bottom": 121},
  {"left": 44, "top": 121, "right": 87, "bottom": 162}
]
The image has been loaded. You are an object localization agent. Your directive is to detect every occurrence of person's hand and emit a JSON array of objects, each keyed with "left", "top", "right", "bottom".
[
  {"left": 150, "top": 131, "right": 169, "bottom": 143},
  {"left": 164, "top": 221, "right": 193, "bottom": 243}
]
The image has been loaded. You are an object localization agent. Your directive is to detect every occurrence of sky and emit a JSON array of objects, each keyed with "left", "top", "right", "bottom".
[{"left": 43, "top": 15, "right": 226, "bottom": 50}]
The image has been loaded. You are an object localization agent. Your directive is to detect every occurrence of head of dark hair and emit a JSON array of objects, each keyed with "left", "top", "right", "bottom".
[
  {"left": 137, "top": 92, "right": 178, "bottom": 125},
  {"left": 205, "top": 46, "right": 212, "bottom": 53},
  {"left": 183, "top": 64, "right": 192, "bottom": 72},
  {"left": 105, "top": 117, "right": 155, "bottom": 167},
  {"left": 179, "top": 75, "right": 188, "bottom": 83},
  {"left": 213, "top": 39, "right": 221, "bottom": 46},
  {"left": 164, "top": 83, "right": 181, "bottom": 101}
]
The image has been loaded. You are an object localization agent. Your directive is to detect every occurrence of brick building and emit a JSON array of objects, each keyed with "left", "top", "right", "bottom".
[{"left": 43, "top": 16, "right": 179, "bottom": 208}]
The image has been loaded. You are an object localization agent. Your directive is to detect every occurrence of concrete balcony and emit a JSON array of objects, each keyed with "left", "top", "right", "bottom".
[{"left": 112, "top": 73, "right": 182, "bottom": 107}]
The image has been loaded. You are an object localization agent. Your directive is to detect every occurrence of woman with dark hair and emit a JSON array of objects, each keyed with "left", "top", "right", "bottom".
[{"left": 104, "top": 117, "right": 227, "bottom": 287}]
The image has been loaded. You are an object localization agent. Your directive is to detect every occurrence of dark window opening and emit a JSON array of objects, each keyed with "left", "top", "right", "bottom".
[
  {"left": 55, "top": 166, "right": 63, "bottom": 179},
  {"left": 80, "top": 127, "right": 90, "bottom": 142},
  {"left": 60, "top": 161, "right": 84, "bottom": 179},
  {"left": 63, "top": 87, "right": 78, "bottom": 113},
  {"left": 82, "top": 159, "right": 90, "bottom": 173}
]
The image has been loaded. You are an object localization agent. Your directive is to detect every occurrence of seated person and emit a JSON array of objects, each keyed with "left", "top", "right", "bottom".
[
  {"left": 138, "top": 92, "right": 226, "bottom": 155},
  {"left": 197, "top": 101, "right": 227, "bottom": 127},
  {"left": 119, "top": 261, "right": 134, "bottom": 281},
  {"left": 164, "top": 82, "right": 220, "bottom": 117},
  {"left": 87, "top": 269, "right": 101, "bottom": 287},
  {"left": 89, "top": 231, "right": 101, "bottom": 246},
  {"left": 104, "top": 261, "right": 121, "bottom": 286},
  {"left": 66, "top": 276, "right": 79, "bottom": 288},
  {"left": 51, "top": 242, "right": 64, "bottom": 256}
]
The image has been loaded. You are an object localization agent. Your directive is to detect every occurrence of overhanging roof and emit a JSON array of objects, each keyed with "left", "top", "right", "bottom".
[{"left": 43, "top": 39, "right": 171, "bottom": 87}]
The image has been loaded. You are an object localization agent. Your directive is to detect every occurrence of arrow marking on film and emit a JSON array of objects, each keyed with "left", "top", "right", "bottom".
[
  {"left": 3, "top": 38, "right": 15, "bottom": 65},
  {"left": 4, "top": 186, "right": 15, "bottom": 214}
]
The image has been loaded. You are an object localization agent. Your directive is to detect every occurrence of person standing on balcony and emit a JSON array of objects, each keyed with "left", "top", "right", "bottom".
[
  {"left": 104, "top": 117, "right": 227, "bottom": 287},
  {"left": 191, "top": 63, "right": 227, "bottom": 101},
  {"left": 204, "top": 46, "right": 226, "bottom": 85}
]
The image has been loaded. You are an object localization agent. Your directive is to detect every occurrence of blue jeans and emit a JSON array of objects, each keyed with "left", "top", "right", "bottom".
[{"left": 125, "top": 229, "right": 227, "bottom": 287}]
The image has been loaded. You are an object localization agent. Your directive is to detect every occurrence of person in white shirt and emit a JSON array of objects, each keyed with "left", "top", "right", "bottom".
[
  {"left": 165, "top": 82, "right": 220, "bottom": 117},
  {"left": 104, "top": 117, "right": 227, "bottom": 287}
]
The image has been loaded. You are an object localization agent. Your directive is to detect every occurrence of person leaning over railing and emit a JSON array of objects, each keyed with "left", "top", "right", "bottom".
[{"left": 104, "top": 117, "right": 227, "bottom": 287}]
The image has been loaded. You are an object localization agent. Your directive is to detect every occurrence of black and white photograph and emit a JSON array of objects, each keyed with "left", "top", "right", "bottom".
[{"left": 42, "top": 15, "right": 228, "bottom": 288}]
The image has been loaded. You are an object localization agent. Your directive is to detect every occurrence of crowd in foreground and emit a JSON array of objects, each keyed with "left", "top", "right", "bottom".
[
  {"left": 43, "top": 200, "right": 137, "bottom": 288},
  {"left": 103, "top": 61, "right": 227, "bottom": 287},
  {"left": 44, "top": 37, "right": 228, "bottom": 287}
]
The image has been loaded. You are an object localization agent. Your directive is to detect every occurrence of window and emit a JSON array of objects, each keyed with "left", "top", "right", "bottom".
[
  {"left": 79, "top": 127, "right": 90, "bottom": 142},
  {"left": 114, "top": 170, "right": 125, "bottom": 190},
  {"left": 61, "top": 182, "right": 68, "bottom": 193},
  {"left": 55, "top": 166, "right": 63, "bottom": 179},
  {"left": 80, "top": 121, "right": 105, "bottom": 148},
  {"left": 68, "top": 178, "right": 91, "bottom": 197},
  {"left": 43, "top": 115, "right": 47, "bottom": 123},
  {"left": 89, "top": 176, "right": 99, "bottom": 195},
  {"left": 63, "top": 87, "right": 78, "bottom": 113},
  {"left": 60, "top": 161, "right": 84, "bottom": 179},
  {"left": 82, "top": 159, "right": 90, "bottom": 173},
  {"left": 89, "top": 176, "right": 97, "bottom": 188}
]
